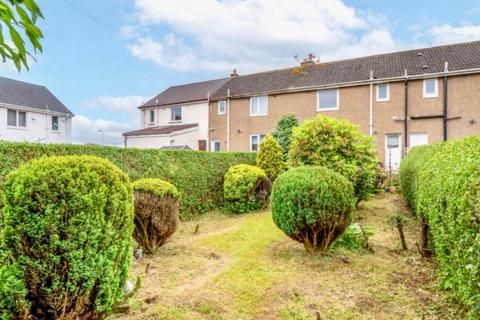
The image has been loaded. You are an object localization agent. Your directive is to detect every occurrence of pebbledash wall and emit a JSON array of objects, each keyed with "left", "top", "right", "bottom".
[
  {"left": 208, "top": 73, "right": 480, "bottom": 169},
  {"left": 0, "top": 105, "right": 72, "bottom": 144}
]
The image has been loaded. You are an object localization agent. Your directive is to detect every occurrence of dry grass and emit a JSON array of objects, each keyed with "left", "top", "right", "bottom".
[{"left": 111, "top": 193, "right": 462, "bottom": 320}]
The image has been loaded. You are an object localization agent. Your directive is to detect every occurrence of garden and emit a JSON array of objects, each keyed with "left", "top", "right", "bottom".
[{"left": 0, "top": 114, "right": 477, "bottom": 319}]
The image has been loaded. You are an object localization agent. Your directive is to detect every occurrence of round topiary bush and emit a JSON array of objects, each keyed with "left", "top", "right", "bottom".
[
  {"left": 288, "top": 115, "right": 379, "bottom": 202},
  {"left": 132, "top": 178, "right": 180, "bottom": 254},
  {"left": 0, "top": 155, "right": 134, "bottom": 320},
  {"left": 223, "top": 164, "right": 271, "bottom": 213},
  {"left": 271, "top": 166, "right": 356, "bottom": 255},
  {"left": 256, "top": 134, "right": 285, "bottom": 182}
]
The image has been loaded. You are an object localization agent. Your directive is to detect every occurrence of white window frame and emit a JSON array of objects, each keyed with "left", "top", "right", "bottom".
[
  {"left": 210, "top": 140, "right": 220, "bottom": 152},
  {"left": 51, "top": 116, "right": 59, "bottom": 131},
  {"left": 249, "top": 95, "right": 268, "bottom": 116},
  {"left": 170, "top": 106, "right": 182, "bottom": 122},
  {"left": 7, "top": 109, "right": 27, "bottom": 128},
  {"left": 218, "top": 100, "right": 226, "bottom": 115},
  {"left": 376, "top": 84, "right": 390, "bottom": 102},
  {"left": 317, "top": 89, "right": 339, "bottom": 111},
  {"left": 423, "top": 78, "right": 438, "bottom": 98},
  {"left": 148, "top": 109, "right": 155, "bottom": 123},
  {"left": 250, "top": 134, "right": 265, "bottom": 151}
]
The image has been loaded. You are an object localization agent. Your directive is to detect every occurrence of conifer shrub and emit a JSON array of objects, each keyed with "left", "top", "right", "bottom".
[
  {"left": 132, "top": 178, "right": 180, "bottom": 254},
  {"left": 271, "top": 166, "right": 356, "bottom": 255},
  {"left": 223, "top": 164, "right": 271, "bottom": 213},
  {"left": 272, "top": 113, "right": 299, "bottom": 160},
  {"left": 288, "top": 115, "right": 379, "bottom": 201},
  {"left": 256, "top": 135, "right": 285, "bottom": 182},
  {"left": 399, "top": 136, "right": 480, "bottom": 317},
  {"left": 0, "top": 156, "right": 134, "bottom": 319}
]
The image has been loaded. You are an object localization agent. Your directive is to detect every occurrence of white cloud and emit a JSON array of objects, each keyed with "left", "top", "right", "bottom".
[
  {"left": 127, "top": 0, "right": 398, "bottom": 73},
  {"left": 430, "top": 24, "right": 480, "bottom": 45},
  {"left": 82, "top": 95, "right": 148, "bottom": 115},
  {"left": 72, "top": 115, "right": 134, "bottom": 146}
]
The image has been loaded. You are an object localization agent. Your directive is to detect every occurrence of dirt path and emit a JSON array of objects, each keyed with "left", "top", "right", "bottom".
[{"left": 112, "top": 193, "right": 461, "bottom": 320}]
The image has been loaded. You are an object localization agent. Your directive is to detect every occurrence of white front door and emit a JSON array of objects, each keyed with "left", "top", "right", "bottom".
[
  {"left": 385, "top": 134, "right": 402, "bottom": 172},
  {"left": 410, "top": 133, "right": 428, "bottom": 148}
]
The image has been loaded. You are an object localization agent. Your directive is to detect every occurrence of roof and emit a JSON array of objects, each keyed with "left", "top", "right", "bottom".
[
  {"left": 211, "top": 41, "right": 480, "bottom": 99},
  {"left": 160, "top": 145, "right": 192, "bottom": 150},
  {"left": 123, "top": 123, "right": 198, "bottom": 137},
  {"left": 141, "top": 78, "right": 229, "bottom": 108},
  {"left": 0, "top": 76, "right": 73, "bottom": 115}
]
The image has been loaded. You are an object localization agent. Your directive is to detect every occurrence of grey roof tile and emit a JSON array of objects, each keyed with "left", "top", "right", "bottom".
[
  {"left": 123, "top": 123, "right": 198, "bottom": 136},
  {"left": 211, "top": 41, "right": 480, "bottom": 99},
  {"left": 0, "top": 76, "right": 73, "bottom": 115}
]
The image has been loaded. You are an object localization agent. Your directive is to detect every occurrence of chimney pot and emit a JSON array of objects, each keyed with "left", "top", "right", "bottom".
[
  {"left": 230, "top": 68, "right": 238, "bottom": 77},
  {"left": 300, "top": 53, "right": 316, "bottom": 66}
]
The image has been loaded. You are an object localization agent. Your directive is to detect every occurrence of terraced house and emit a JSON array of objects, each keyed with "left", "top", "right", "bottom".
[{"left": 208, "top": 41, "right": 480, "bottom": 170}]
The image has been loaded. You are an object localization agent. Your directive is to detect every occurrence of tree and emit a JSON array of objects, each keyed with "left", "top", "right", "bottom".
[
  {"left": 272, "top": 113, "right": 299, "bottom": 160},
  {"left": 0, "top": 0, "right": 44, "bottom": 71}
]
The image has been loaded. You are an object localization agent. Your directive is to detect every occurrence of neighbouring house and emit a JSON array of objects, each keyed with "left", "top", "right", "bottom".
[
  {"left": 123, "top": 78, "right": 229, "bottom": 150},
  {"left": 0, "top": 76, "right": 74, "bottom": 144},
  {"left": 208, "top": 41, "right": 480, "bottom": 171}
]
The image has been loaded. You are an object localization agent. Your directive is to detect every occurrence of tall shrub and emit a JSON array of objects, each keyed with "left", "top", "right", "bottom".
[
  {"left": 132, "top": 178, "right": 180, "bottom": 254},
  {"left": 0, "top": 142, "right": 255, "bottom": 219},
  {"left": 273, "top": 113, "right": 299, "bottom": 160},
  {"left": 399, "top": 136, "right": 480, "bottom": 317},
  {"left": 0, "top": 156, "right": 134, "bottom": 319},
  {"left": 288, "top": 115, "right": 379, "bottom": 201},
  {"left": 256, "top": 135, "right": 285, "bottom": 182},
  {"left": 271, "top": 166, "right": 356, "bottom": 255},
  {"left": 223, "top": 164, "right": 271, "bottom": 213}
]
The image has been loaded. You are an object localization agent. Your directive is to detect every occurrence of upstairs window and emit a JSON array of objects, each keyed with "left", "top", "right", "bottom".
[
  {"left": 250, "top": 96, "right": 268, "bottom": 116},
  {"left": 423, "top": 79, "right": 438, "bottom": 98},
  {"left": 317, "top": 89, "right": 339, "bottom": 111},
  {"left": 149, "top": 109, "right": 155, "bottom": 123},
  {"left": 52, "top": 116, "right": 59, "bottom": 131},
  {"left": 250, "top": 134, "right": 266, "bottom": 151},
  {"left": 7, "top": 109, "right": 26, "bottom": 127},
  {"left": 376, "top": 84, "right": 390, "bottom": 102},
  {"left": 171, "top": 106, "right": 182, "bottom": 122},
  {"left": 218, "top": 100, "right": 226, "bottom": 115}
]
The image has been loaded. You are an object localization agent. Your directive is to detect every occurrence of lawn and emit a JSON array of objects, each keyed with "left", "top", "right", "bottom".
[{"left": 113, "top": 193, "right": 462, "bottom": 320}]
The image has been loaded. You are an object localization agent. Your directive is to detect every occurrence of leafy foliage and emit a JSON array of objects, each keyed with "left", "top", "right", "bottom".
[
  {"left": 0, "top": 156, "right": 134, "bottom": 319},
  {"left": 399, "top": 136, "right": 480, "bottom": 317},
  {"left": 288, "top": 115, "right": 379, "bottom": 201},
  {"left": 271, "top": 166, "right": 356, "bottom": 255},
  {"left": 0, "top": 142, "right": 255, "bottom": 219},
  {"left": 132, "top": 178, "right": 179, "bottom": 254},
  {"left": 223, "top": 164, "right": 271, "bottom": 213},
  {"left": 272, "top": 113, "right": 299, "bottom": 160},
  {"left": 256, "top": 134, "right": 285, "bottom": 182},
  {"left": 0, "top": 0, "right": 44, "bottom": 70}
]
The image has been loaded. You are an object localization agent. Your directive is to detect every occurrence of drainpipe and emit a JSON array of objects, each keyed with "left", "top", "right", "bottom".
[
  {"left": 206, "top": 92, "right": 210, "bottom": 150},
  {"left": 369, "top": 70, "right": 374, "bottom": 136},
  {"left": 443, "top": 61, "right": 449, "bottom": 141},
  {"left": 404, "top": 69, "right": 409, "bottom": 157},
  {"left": 227, "top": 89, "right": 231, "bottom": 151}
]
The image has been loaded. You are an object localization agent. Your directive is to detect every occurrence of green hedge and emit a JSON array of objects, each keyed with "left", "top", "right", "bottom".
[
  {"left": 0, "top": 142, "right": 255, "bottom": 219},
  {"left": 399, "top": 136, "right": 480, "bottom": 317}
]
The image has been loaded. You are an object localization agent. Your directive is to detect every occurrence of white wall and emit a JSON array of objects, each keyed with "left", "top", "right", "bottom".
[
  {"left": 125, "top": 128, "right": 199, "bottom": 149},
  {"left": 0, "top": 106, "right": 72, "bottom": 144},
  {"left": 141, "top": 101, "right": 209, "bottom": 140}
]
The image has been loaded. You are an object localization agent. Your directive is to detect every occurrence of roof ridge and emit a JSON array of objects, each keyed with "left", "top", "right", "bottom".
[
  {"left": 0, "top": 75, "right": 48, "bottom": 88},
  {"left": 231, "top": 40, "right": 480, "bottom": 78},
  {"left": 168, "top": 77, "right": 229, "bottom": 89}
]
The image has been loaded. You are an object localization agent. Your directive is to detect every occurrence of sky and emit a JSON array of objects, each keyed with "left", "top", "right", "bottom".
[{"left": 2, "top": 0, "right": 480, "bottom": 145}]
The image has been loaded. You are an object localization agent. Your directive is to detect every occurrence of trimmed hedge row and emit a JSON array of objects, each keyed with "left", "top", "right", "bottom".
[
  {"left": 399, "top": 136, "right": 480, "bottom": 317},
  {"left": 0, "top": 142, "right": 255, "bottom": 219}
]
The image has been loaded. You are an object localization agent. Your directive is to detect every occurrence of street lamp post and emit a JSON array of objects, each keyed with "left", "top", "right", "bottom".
[{"left": 98, "top": 129, "right": 104, "bottom": 146}]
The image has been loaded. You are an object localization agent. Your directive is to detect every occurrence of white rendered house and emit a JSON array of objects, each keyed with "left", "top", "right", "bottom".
[
  {"left": 0, "top": 76, "right": 74, "bottom": 144},
  {"left": 123, "top": 78, "right": 228, "bottom": 150}
]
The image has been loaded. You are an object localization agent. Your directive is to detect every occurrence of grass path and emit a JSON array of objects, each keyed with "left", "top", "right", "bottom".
[{"left": 113, "top": 193, "right": 462, "bottom": 319}]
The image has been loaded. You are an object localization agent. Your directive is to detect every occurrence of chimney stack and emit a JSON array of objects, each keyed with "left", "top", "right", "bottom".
[
  {"left": 300, "top": 53, "right": 316, "bottom": 66},
  {"left": 230, "top": 68, "right": 238, "bottom": 77}
]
